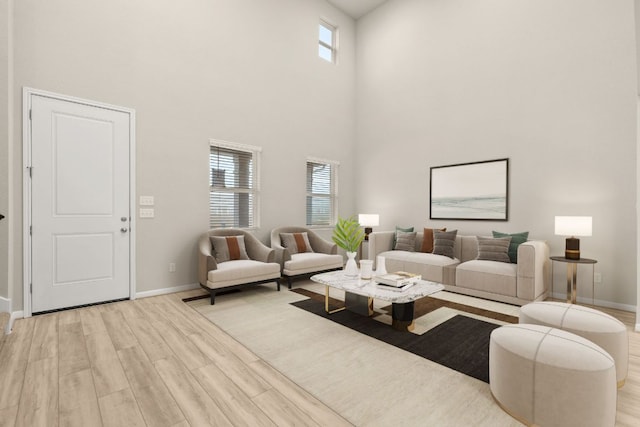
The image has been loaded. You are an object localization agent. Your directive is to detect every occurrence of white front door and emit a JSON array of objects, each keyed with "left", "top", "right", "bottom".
[{"left": 29, "top": 93, "right": 132, "bottom": 313}]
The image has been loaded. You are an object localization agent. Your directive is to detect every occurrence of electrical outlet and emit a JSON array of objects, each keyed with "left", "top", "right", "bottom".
[
  {"left": 139, "top": 208, "right": 155, "bottom": 218},
  {"left": 169, "top": 263, "right": 176, "bottom": 273},
  {"left": 140, "top": 196, "right": 155, "bottom": 206},
  {"left": 594, "top": 273, "right": 602, "bottom": 283}
]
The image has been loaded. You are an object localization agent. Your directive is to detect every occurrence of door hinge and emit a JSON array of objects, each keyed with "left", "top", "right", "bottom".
[
  {"left": 30, "top": 283, "right": 32, "bottom": 294},
  {"left": 29, "top": 109, "right": 32, "bottom": 120},
  {"left": 27, "top": 166, "right": 32, "bottom": 178},
  {"left": 29, "top": 225, "right": 32, "bottom": 236}
]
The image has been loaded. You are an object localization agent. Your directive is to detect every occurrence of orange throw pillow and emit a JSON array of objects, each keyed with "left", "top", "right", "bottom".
[{"left": 421, "top": 227, "right": 446, "bottom": 253}]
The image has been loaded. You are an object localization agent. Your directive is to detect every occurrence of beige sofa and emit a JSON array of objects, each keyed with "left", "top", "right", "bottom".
[{"left": 368, "top": 231, "right": 549, "bottom": 305}]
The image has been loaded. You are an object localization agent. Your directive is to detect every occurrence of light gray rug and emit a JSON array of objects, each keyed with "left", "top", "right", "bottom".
[{"left": 187, "top": 281, "right": 522, "bottom": 426}]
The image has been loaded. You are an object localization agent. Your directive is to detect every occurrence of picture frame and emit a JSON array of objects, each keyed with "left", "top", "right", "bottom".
[{"left": 430, "top": 158, "right": 509, "bottom": 221}]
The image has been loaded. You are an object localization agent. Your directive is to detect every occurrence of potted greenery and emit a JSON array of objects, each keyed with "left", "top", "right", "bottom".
[{"left": 332, "top": 216, "right": 365, "bottom": 277}]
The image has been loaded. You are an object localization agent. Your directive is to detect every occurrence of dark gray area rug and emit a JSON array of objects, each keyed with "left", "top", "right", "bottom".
[{"left": 291, "top": 297, "right": 505, "bottom": 383}]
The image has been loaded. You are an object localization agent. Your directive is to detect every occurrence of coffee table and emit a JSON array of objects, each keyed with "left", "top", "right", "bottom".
[{"left": 310, "top": 271, "right": 444, "bottom": 331}]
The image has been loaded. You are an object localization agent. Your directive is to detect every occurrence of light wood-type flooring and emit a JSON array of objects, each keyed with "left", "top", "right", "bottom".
[
  {"left": 0, "top": 291, "right": 351, "bottom": 427},
  {"left": 0, "top": 289, "right": 638, "bottom": 426}
]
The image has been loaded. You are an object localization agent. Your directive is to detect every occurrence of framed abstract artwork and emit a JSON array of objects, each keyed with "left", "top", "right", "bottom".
[{"left": 430, "top": 158, "right": 509, "bottom": 221}]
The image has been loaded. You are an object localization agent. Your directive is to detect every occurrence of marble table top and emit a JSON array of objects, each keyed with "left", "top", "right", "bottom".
[{"left": 311, "top": 270, "right": 444, "bottom": 304}]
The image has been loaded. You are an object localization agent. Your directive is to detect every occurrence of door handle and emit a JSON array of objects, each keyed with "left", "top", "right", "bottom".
[{"left": 121, "top": 228, "right": 128, "bottom": 233}]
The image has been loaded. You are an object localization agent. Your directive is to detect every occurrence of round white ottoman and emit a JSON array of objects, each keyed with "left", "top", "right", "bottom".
[
  {"left": 489, "top": 324, "right": 616, "bottom": 427},
  {"left": 520, "top": 301, "right": 628, "bottom": 387}
]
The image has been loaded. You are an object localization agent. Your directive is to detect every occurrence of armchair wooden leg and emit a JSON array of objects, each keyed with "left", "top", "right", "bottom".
[
  {"left": 276, "top": 279, "right": 281, "bottom": 292},
  {"left": 287, "top": 276, "right": 293, "bottom": 289},
  {"left": 210, "top": 291, "right": 216, "bottom": 305}
]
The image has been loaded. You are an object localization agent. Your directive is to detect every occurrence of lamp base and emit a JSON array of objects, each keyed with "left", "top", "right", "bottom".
[
  {"left": 565, "top": 237, "right": 580, "bottom": 260},
  {"left": 364, "top": 227, "right": 372, "bottom": 241}
]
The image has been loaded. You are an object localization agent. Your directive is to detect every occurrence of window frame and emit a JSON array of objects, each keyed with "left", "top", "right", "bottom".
[
  {"left": 318, "top": 20, "right": 338, "bottom": 63},
  {"left": 209, "top": 139, "right": 261, "bottom": 230},
  {"left": 306, "top": 156, "right": 339, "bottom": 228}
]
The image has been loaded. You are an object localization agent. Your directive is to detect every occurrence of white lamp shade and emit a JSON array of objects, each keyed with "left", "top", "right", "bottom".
[
  {"left": 358, "top": 214, "right": 379, "bottom": 227},
  {"left": 555, "top": 216, "right": 592, "bottom": 237}
]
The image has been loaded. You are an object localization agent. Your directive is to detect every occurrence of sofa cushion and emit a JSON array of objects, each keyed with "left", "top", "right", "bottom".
[
  {"left": 477, "top": 236, "right": 512, "bottom": 263},
  {"left": 394, "top": 231, "right": 416, "bottom": 252},
  {"left": 210, "top": 236, "right": 250, "bottom": 263},
  {"left": 433, "top": 229, "right": 457, "bottom": 258},
  {"left": 379, "top": 250, "right": 459, "bottom": 283},
  {"left": 456, "top": 260, "right": 517, "bottom": 296},
  {"left": 207, "top": 259, "right": 280, "bottom": 289},
  {"left": 283, "top": 252, "right": 343, "bottom": 276},
  {"left": 493, "top": 231, "right": 529, "bottom": 263},
  {"left": 420, "top": 227, "right": 446, "bottom": 253},
  {"left": 280, "top": 232, "right": 314, "bottom": 254}
]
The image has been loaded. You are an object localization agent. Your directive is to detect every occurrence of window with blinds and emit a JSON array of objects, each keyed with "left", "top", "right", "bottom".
[
  {"left": 306, "top": 159, "right": 338, "bottom": 226},
  {"left": 209, "top": 140, "right": 260, "bottom": 229}
]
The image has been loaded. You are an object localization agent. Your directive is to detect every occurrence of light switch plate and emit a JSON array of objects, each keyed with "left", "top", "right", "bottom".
[
  {"left": 139, "top": 208, "right": 155, "bottom": 218},
  {"left": 139, "top": 196, "right": 154, "bottom": 206}
]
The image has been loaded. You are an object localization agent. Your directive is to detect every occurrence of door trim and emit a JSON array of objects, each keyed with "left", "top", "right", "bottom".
[{"left": 22, "top": 87, "right": 136, "bottom": 317}]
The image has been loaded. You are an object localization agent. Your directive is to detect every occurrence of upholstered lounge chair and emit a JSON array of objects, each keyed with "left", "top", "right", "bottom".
[
  {"left": 270, "top": 226, "right": 343, "bottom": 288},
  {"left": 198, "top": 229, "right": 281, "bottom": 304}
]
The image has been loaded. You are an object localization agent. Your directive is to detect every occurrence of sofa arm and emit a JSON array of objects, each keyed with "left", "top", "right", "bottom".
[
  {"left": 516, "top": 240, "right": 550, "bottom": 301},
  {"left": 368, "top": 231, "right": 395, "bottom": 262},
  {"left": 308, "top": 233, "right": 338, "bottom": 255},
  {"left": 198, "top": 235, "right": 218, "bottom": 286},
  {"left": 271, "top": 243, "right": 291, "bottom": 268},
  {"left": 244, "top": 234, "right": 275, "bottom": 263}
]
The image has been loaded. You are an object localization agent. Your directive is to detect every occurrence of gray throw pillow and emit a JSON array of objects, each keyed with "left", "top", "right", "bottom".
[
  {"left": 394, "top": 231, "right": 416, "bottom": 252},
  {"left": 280, "top": 232, "right": 314, "bottom": 254},
  {"left": 492, "top": 231, "right": 529, "bottom": 263},
  {"left": 210, "top": 235, "right": 250, "bottom": 263},
  {"left": 433, "top": 229, "right": 458, "bottom": 258},
  {"left": 393, "top": 226, "right": 414, "bottom": 247},
  {"left": 476, "top": 236, "right": 512, "bottom": 263}
]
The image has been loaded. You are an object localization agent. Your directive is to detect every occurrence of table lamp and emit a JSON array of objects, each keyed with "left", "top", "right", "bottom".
[
  {"left": 358, "top": 214, "right": 379, "bottom": 241},
  {"left": 554, "top": 216, "right": 592, "bottom": 260}
]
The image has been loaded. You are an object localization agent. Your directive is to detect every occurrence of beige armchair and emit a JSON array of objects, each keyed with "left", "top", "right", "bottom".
[
  {"left": 270, "top": 226, "right": 343, "bottom": 288},
  {"left": 198, "top": 229, "right": 281, "bottom": 304}
]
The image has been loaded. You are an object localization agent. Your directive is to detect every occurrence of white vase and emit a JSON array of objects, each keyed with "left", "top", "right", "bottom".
[
  {"left": 344, "top": 251, "right": 359, "bottom": 277},
  {"left": 375, "top": 255, "right": 387, "bottom": 275}
]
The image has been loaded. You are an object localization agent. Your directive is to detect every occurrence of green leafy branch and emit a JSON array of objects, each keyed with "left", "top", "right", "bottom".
[{"left": 332, "top": 216, "right": 365, "bottom": 253}]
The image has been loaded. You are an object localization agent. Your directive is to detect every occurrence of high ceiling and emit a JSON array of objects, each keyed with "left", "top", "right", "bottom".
[{"left": 326, "top": 0, "right": 388, "bottom": 19}]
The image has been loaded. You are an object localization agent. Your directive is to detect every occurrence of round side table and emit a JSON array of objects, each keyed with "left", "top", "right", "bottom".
[{"left": 549, "top": 256, "right": 597, "bottom": 304}]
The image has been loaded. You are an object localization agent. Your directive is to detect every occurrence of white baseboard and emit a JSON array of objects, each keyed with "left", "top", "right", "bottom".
[
  {"left": 135, "top": 283, "right": 200, "bottom": 299},
  {"left": 550, "top": 292, "right": 636, "bottom": 312},
  {"left": 6, "top": 311, "right": 24, "bottom": 334}
]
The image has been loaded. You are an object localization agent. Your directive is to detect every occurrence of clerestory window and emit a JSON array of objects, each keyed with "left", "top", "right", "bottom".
[{"left": 319, "top": 21, "right": 337, "bottom": 63}]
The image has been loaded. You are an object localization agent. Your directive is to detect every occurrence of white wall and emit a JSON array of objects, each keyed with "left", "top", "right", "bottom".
[
  {"left": 9, "top": 0, "right": 357, "bottom": 310},
  {"left": 356, "top": 0, "right": 638, "bottom": 308}
]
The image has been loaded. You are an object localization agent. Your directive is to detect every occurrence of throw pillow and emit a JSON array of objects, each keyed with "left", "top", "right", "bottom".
[
  {"left": 393, "top": 226, "right": 414, "bottom": 248},
  {"left": 280, "top": 232, "right": 314, "bottom": 254},
  {"left": 492, "top": 231, "right": 529, "bottom": 263},
  {"left": 394, "top": 231, "right": 417, "bottom": 252},
  {"left": 420, "top": 227, "right": 447, "bottom": 253},
  {"left": 210, "top": 235, "right": 250, "bottom": 263},
  {"left": 433, "top": 229, "right": 458, "bottom": 258},
  {"left": 476, "top": 236, "right": 512, "bottom": 263}
]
